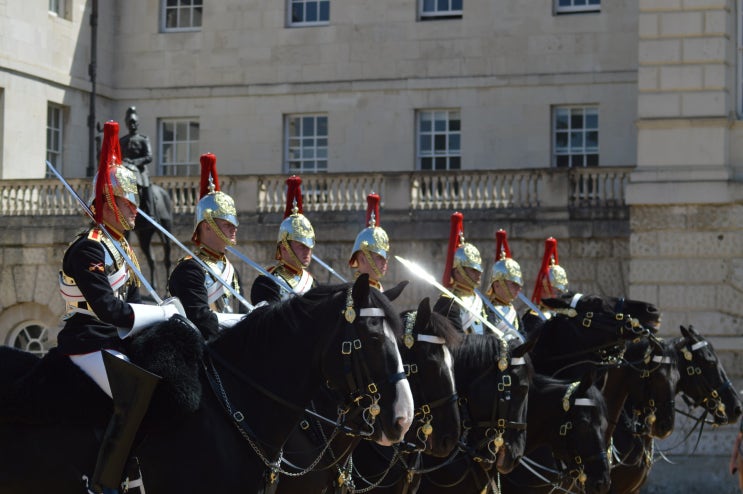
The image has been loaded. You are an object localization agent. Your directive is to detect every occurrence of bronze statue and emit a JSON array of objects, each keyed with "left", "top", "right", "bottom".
[{"left": 119, "top": 107, "right": 154, "bottom": 216}]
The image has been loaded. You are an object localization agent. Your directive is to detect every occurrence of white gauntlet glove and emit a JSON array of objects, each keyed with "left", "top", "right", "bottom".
[
  {"left": 215, "top": 312, "right": 247, "bottom": 330},
  {"left": 122, "top": 298, "right": 184, "bottom": 338}
]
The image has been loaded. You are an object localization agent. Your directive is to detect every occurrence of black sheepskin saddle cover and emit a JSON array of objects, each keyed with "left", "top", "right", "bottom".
[{"left": 0, "top": 315, "right": 204, "bottom": 428}]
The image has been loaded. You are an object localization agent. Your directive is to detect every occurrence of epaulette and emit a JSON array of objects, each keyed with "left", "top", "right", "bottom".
[
  {"left": 87, "top": 228, "right": 103, "bottom": 242},
  {"left": 176, "top": 254, "right": 194, "bottom": 263}
]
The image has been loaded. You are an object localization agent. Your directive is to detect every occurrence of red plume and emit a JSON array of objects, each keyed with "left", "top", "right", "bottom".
[
  {"left": 532, "top": 237, "right": 558, "bottom": 303},
  {"left": 199, "top": 153, "right": 219, "bottom": 199},
  {"left": 94, "top": 121, "right": 123, "bottom": 224},
  {"left": 494, "top": 229, "right": 512, "bottom": 261},
  {"left": 284, "top": 175, "right": 303, "bottom": 218},
  {"left": 365, "top": 193, "right": 381, "bottom": 227},
  {"left": 442, "top": 212, "right": 464, "bottom": 287}
]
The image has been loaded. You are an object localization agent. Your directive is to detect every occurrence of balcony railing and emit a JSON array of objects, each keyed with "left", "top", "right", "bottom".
[{"left": 0, "top": 167, "right": 633, "bottom": 216}]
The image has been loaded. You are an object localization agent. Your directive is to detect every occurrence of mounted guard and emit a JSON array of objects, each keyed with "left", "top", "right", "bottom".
[
  {"left": 486, "top": 229, "right": 526, "bottom": 342},
  {"left": 168, "top": 153, "right": 248, "bottom": 340},
  {"left": 250, "top": 175, "right": 317, "bottom": 304},
  {"left": 432, "top": 212, "right": 487, "bottom": 334},
  {"left": 526, "top": 237, "right": 570, "bottom": 326},
  {"left": 349, "top": 193, "right": 390, "bottom": 291},
  {"left": 57, "top": 120, "right": 182, "bottom": 494}
]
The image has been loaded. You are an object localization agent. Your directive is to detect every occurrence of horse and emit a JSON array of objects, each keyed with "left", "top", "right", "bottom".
[
  {"left": 499, "top": 372, "right": 611, "bottom": 494},
  {"left": 390, "top": 333, "right": 534, "bottom": 494},
  {"left": 274, "top": 296, "right": 463, "bottom": 494},
  {"left": 129, "top": 183, "right": 173, "bottom": 292},
  {"left": 608, "top": 325, "right": 743, "bottom": 494},
  {"left": 526, "top": 293, "right": 642, "bottom": 379},
  {"left": 0, "top": 275, "right": 415, "bottom": 493}
]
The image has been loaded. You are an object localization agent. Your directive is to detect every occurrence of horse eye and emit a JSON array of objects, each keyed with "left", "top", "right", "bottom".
[{"left": 366, "top": 316, "right": 383, "bottom": 328}]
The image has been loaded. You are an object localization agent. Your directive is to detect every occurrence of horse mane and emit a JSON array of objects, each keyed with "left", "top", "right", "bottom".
[
  {"left": 401, "top": 309, "right": 463, "bottom": 349},
  {"left": 212, "top": 282, "right": 404, "bottom": 350},
  {"left": 451, "top": 334, "right": 506, "bottom": 387}
]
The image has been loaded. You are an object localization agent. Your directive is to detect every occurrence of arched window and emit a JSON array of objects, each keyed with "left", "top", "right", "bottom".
[{"left": 10, "top": 322, "right": 52, "bottom": 357}]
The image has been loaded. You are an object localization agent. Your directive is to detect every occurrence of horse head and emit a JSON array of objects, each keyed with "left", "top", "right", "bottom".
[
  {"left": 331, "top": 274, "right": 414, "bottom": 445},
  {"left": 533, "top": 293, "right": 639, "bottom": 378},
  {"left": 674, "top": 325, "right": 742, "bottom": 426},
  {"left": 622, "top": 336, "right": 679, "bottom": 439},
  {"left": 548, "top": 371, "right": 611, "bottom": 494},
  {"left": 453, "top": 334, "right": 533, "bottom": 474},
  {"left": 398, "top": 297, "right": 462, "bottom": 457}
]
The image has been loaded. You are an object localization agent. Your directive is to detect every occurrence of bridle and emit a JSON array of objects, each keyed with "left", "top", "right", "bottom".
[
  {"left": 399, "top": 310, "right": 459, "bottom": 451},
  {"left": 677, "top": 338, "right": 733, "bottom": 424},
  {"left": 203, "top": 286, "right": 408, "bottom": 486},
  {"left": 457, "top": 341, "right": 528, "bottom": 465}
]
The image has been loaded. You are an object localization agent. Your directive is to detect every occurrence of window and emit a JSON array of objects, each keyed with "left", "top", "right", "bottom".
[
  {"left": 289, "top": 0, "right": 330, "bottom": 26},
  {"left": 162, "top": 0, "right": 203, "bottom": 31},
  {"left": 419, "top": 0, "right": 462, "bottom": 20},
  {"left": 46, "top": 104, "right": 64, "bottom": 176},
  {"left": 285, "top": 114, "right": 328, "bottom": 173},
  {"left": 159, "top": 119, "right": 200, "bottom": 176},
  {"left": 49, "top": 0, "right": 68, "bottom": 18},
  {"left": 417, "top": 110, "right": 461, "bottom": 170},
  {"left": 553, "top": 106, "right": 599, "bottom": 167},
  {"left": 555, "top": 0, "right": 600, "bottom": 14},
  {"left": 11, "top": 323, "right": 52, "bottom": 357}
]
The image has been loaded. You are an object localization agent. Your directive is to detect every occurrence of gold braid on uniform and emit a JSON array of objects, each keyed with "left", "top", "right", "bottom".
[{"left": 100, "top": 222, "right": 142, "bottom": 287}]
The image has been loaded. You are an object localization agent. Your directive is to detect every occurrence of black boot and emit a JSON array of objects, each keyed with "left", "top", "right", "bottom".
[{"left": 91, "top": 350, "right": 161, "bottom": 493}]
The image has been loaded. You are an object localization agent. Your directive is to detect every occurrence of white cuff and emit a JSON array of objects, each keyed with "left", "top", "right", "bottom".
[
  {"left": 122, "top": 303, "right": 179, "bottom": 338},
  {"left": 216, "top": 312, "right": 246, "bottom": 329}
]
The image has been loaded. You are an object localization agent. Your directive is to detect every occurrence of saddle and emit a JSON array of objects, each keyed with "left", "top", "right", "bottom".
[{"left": 0, "top": 315, "right": 205, "bottom": 427}]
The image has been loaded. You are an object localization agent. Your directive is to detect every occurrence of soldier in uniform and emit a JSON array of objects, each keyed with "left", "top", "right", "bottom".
[
  {"left": 432, "top": 212, "right": 487, "bottom": 334},
  {"left": 251, "top": 175, "right": 316, "bottom": 304},
  {"left": 57, "top": 121, "right": 182, "bottom": 494},
  {"left": 168, "top": 153, "right": 248, "bottom": 341},
  {"left": 523, "top": 236, "right": 570, "bottom": 330},
  {"left": 349, "top": 193, "right": 390, "bottom": 291},
  {"left": 486, "top": 229, "right": 526, "bottom": 343}
]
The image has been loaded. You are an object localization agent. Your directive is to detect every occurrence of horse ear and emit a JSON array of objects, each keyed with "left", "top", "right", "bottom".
[
  {"left": 679, "top": 325, "right": 691, "bottom": 340},
  {"left": 577, "top": 369, "right": 598, "bottom": 393},
  {"left": 384, "top": 280, "right": 409, "bottom": 302},
  {"left": 511, "top": 337, "right": 536, "bottom": 358},
  {"left": 352, "top": 274, "right": 371, "bottom": 306},
  {"left": 413, "top": 297, "right": 431, "bottom": 332}
]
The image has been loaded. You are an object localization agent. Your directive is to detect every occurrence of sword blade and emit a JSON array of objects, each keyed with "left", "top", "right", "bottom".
[
  {"left": 311, "top": 253, "right": 348, "bottom": 283},
  {"left": 46, "top": 161, "right": 163, "bottom": 304},
  {"left": 517, "top": 292, "right": 548, "bottom": 321},
  {"left": 394, "top": 255, "right": 504, "bottom": 339}
]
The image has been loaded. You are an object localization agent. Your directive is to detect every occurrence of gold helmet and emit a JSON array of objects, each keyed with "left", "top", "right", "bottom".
[
  {"left": 442, "top": 212, "right": 483, "bottom": 289},
  {"left": 349, "top": 193, "right": 390, "bottom": 268},
  {"left": 192, "top": 153, "right": 238, "bottom": 245},
  {"left": 531, "top": 237, "right": 568, "bottom": 304},
  {"left": 91, "top": 121, "right": 139, "bottom": 229},
  {"left": 488, "top": 229, "right": 523, "bottom": 288},
  {"left": 277, "top": 175, "right": 315, "bottom": 251}
]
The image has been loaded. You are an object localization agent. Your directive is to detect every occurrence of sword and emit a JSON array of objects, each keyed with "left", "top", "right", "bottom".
[
  {"left": 517, "top": 292, "right": 548, "bottom": 321},
  {"left": 45, "top": 161, "right": 163, "bottom": 304},
  {"left": 394, "top": 255, "right": 505, "bottom": 339},
  {"left": 473, "top": 288, "right": 519, "bottom": 333},
  {"left": 311, "top": 253, "right": 348, "bottom": 283},
  {"left": 226, "top": 245, "right": 295, "bottom": 294},
  {"left": 134, "top": 208, "right": 254, "bottom": 311}
]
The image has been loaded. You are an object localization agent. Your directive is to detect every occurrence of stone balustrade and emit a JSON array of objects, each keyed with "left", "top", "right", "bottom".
[{"left": 0, "top": 167, "right": 633, "bottom": 216}]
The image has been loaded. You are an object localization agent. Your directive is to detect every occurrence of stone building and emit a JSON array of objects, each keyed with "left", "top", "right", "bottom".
[{"left": 1, "top": 0, "right": 743, "bottom": 489}]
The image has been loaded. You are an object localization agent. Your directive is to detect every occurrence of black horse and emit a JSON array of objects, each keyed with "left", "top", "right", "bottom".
[
  {"left": 500, "top": 372, "right": 611, "bottom": 494},
  {"left": 275, "top": 296, "right": 462, "bottom": 494},
  {"left": 0, "top": 276, "right": 414, "bottom": 493},
  {"left": 609, "top": 325, "right": 743, "bottom": 494},
  {"left": 526, "top": 293, "right": 642, "bottom": 379},
  {"left": 129, "top": 183, "right": 173, "bottom": 292},
  {"left": 400, "top": 333, "right": 535, "bottom": 494}
]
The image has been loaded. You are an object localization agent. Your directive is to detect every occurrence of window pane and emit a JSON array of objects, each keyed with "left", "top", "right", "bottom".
[
  {"left": 555, "top": 133, "right": 568, "bottom": 150},
  {"left": 420, "top": 117, "right": 432, "bottom": 133},
  {"left": 292, "top": 4, "right": 303, "bottom": 22},
  {"left": 435, "top": 157, "right": 447, "bottom": 170},
  {"left": 555, "top": 111, "right": 568, "bottom": 129},
  {"left": 303, "top": 117, "right": 315, "bottom": 135},
  {"left": 420, "top": 135, "right": 431, "bottom": 151},
  {"left": 449, "top": 156, "right": 461, "bottom": 169},
  {"left": 586, "top": 154, "right": 599, "bottom": 166},
  {"left": 437, "top": 0, "right": 449, "bottom": 10},
  {"left": 421, "top": 157, "right": 432, "bottom": 170},
  {"left": 448, "top": 134, "right": 460, "bottom": 151},
  {"left": 452, "top": 0, "right": 462, "bottom": 10},
  {"left": 434, "top": 135, "right": 447, "bottom": 152},
  {"left": 317, "top": 117, "right": 328, "bottom": 136},
  {"left": 586, "top": 131, "right": 598, "bottom": 149},
  {"left": 423, "top": 0, "right": 436, "bottom": 12},
  {"left": 306, "top": 2, "right": 318, "bottom": 22},
  {"left": 585, "top": 112, "right": 598, "bottom": 129},
  {"left": 319, "top": 1, "right": 330, "bottom": 21},
  {"left": 570, "top": 131, "right": 583, "bottom": 148},
  {"left": 570, "top": 112, "right": 583, "bottom": 129},
  {"left": 556, "top": 155, "right": 569, "bottom": 167},
  {"left": 434, "top": 119, "right": 446, "bottom": 132}
]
